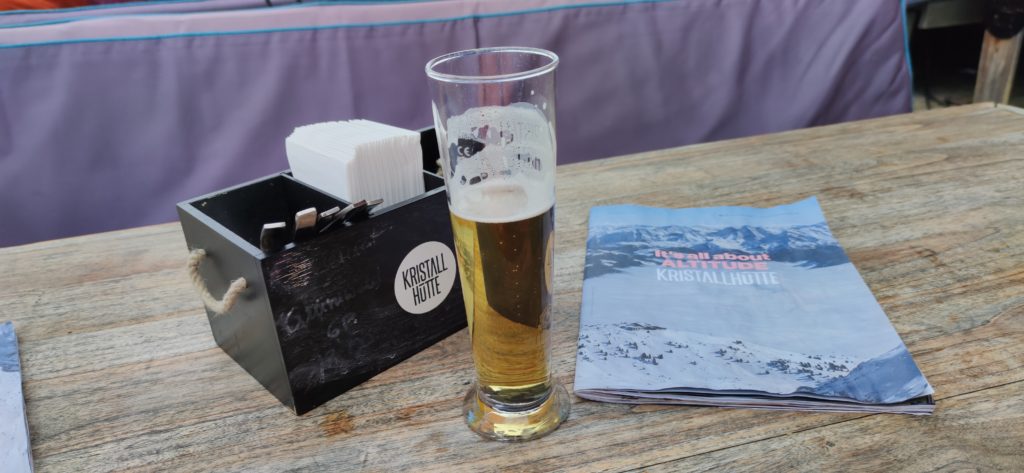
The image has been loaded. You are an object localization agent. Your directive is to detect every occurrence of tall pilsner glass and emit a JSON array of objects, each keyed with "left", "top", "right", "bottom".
[{"left": 426, "top": 47, "right": 570, "bottom": 441}]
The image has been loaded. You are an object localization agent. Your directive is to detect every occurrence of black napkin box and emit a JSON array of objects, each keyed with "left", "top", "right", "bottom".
[{"left": 176, "top": 129, "right": 466, "bottom": 415}]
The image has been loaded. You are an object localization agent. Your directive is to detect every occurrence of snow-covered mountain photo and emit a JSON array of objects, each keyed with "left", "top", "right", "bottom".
[
  {"left": 575, "top": 198, "right": 934, "bottom": 412},
  {"left": 576, "top": 322, "right": 928, "bottom": 404},
  {"left": 577, "top": 322, "right": 857, "bottom": 394},
  {"left": 586, "top": 222, "right": 849, "bottom": 279}
]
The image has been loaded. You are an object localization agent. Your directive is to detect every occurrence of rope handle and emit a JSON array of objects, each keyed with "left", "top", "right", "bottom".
[{"left": 187, "top": 249, "right": 247, "bottom": 315}]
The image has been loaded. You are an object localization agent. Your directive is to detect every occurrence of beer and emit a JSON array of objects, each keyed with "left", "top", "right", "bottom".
[
  {"left": 427, "top": 46, "right": 567, "bottom": 441},
  {"left": 449, "top": 179, "right": 554, "bottom": 410}
]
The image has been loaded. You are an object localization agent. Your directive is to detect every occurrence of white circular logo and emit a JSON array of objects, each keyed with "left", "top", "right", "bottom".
[{"left": 394, "top": 241, "right": 457, "bottom": 315}]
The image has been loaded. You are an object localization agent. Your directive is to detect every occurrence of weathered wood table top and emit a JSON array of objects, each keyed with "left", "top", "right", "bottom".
[{"left": 3, "top": 103, "right": 1023, "bottom": 472}]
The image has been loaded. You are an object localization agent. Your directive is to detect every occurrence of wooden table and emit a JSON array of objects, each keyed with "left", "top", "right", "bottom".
[{"left": 3, "top": 103, "right": 1023, "bottom": 472}]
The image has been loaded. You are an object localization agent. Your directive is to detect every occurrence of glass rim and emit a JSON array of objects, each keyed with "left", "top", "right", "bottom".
[{"left": 425, "top": 46, "right": 559, "bottom": 84}]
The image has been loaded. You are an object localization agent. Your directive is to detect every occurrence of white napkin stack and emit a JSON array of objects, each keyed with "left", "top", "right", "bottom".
[{"left": 286, "top": 120, "right": 425, "bottom": 207}]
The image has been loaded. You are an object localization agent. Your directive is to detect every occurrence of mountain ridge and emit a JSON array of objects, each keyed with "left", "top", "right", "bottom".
[{"left": 586, "top": 223, "right": 848, "bottom": 278}]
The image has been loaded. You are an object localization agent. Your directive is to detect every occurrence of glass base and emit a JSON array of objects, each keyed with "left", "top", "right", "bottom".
[{"left": 463, "top": 382, "right": 571, "bottom": 442}]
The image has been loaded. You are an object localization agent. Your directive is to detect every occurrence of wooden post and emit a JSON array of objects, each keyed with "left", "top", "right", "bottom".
[{"left": 974, "top": 29, "right": 1024, "bottom": 103}]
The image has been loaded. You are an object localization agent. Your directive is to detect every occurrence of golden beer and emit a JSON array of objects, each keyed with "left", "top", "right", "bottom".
[
  {"left": 450, "top": 202, "right": 554, "bottom": 408},
  {"left": 426, "top": 46, "right": 566, "bottom": 441}
]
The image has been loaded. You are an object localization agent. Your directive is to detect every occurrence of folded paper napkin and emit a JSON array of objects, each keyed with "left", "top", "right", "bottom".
[{"left": 286, "top": 120, "right": 425, "bottom": 207}]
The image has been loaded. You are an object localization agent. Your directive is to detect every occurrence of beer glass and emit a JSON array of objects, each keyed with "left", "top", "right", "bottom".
[{"left": 426, "top": 47, "right": 569, "bottom": 441}]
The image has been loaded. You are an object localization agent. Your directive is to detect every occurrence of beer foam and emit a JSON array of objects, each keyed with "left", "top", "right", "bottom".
[
  {"left": 444, "top": 103, "right": 555, "bottom": 223},
  {"left": 445, "top": 105, "right": 553, "bottom": 177},
  {"left": 450, "top": 177, "right": 553, "bottom": 223}
]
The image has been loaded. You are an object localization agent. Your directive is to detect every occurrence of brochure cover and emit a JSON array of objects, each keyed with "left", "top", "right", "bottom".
[{"left": 574, "top": 197, "right": 934, "bottom": 414}]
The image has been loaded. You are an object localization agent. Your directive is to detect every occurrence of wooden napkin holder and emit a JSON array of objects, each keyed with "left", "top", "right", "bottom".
[{"left": 176, "top": 130, "right": 466, "bottom": 415}]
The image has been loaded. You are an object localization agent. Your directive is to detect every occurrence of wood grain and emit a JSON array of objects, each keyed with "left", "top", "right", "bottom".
[
  {"left": 2, "top": 103, "right": 1023, "bottom": 472},
  {"left": 974, "top": 29, "right": 1023, "bottom": 104},
  {"left": 635, "top": 381, "right": 1024, "bottom": 472}
]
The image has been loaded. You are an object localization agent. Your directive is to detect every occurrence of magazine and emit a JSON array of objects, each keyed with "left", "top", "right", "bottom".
[{"left": 574, "top": 197, "right": 934, "bottom": 414}]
